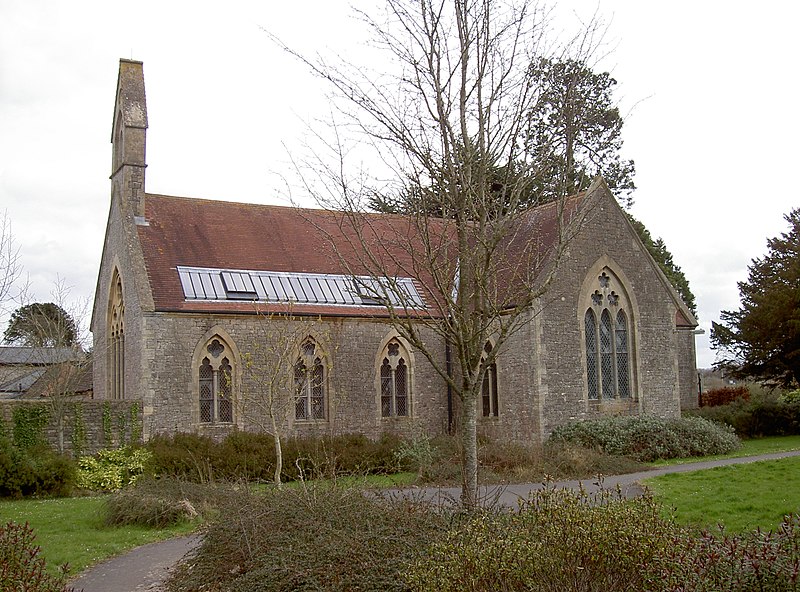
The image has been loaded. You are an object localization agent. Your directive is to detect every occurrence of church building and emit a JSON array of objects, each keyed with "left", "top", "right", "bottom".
[{"left": 91, "top": 59, "right": 699, "bottom": 443}]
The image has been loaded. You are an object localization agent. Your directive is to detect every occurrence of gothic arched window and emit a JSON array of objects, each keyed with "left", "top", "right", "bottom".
[
  {"left": 584, "top": 270, "right": 634, "bottom": 400},
  {"left": 295, "top": 338, "right": 326, "bottom": 421},
  {"left": 198, "top": 337, "right": 235, "bottom": 424},
  {"left": 108, "top": 269, "right": 125, "bottom": 400},
  {"left": 379, "top": 339, "right": 410, "bottom": 417}
]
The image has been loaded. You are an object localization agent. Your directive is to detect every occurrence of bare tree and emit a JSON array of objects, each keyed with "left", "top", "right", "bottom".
[
  {"left": 239, "top": 310, "right": 336, "bottom": 486},
  {"left": 270, "top": 0, "right": 601, "bottom": 508},
  {"left": 0, "top": 211, "right": 22, "bottom": 319}
]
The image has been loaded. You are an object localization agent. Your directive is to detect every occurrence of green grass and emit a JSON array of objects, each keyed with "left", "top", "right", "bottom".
[
  {"left": 649, "top": 434, "right": 800, "bottom": 466},
  {"left": 0, "top": 495, "right": 195, "bottom": 576},
  {"left": 644, "top": 455, "right": 800, "bottom": 533}
]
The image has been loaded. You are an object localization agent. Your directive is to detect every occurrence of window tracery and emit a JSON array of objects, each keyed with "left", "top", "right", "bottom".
[
  {"left": 295, "top": 338, "right": 326, "bottom": 421},
  {"left": 109, "top": 270, "right": 125, "bottom": 400},
  {"left": 584, "top": 268, "right": 633, "bottom": 400},
  {"left": 198, "top": 336, "right": 235, "bottom": 424},
  {"left": 379, "top": 338, "right": 410, "bottom": 417}
]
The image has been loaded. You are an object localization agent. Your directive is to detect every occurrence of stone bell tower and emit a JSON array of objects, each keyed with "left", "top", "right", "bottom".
[{"left": 110, "top": 59, "right": 148, "bottom": 218}]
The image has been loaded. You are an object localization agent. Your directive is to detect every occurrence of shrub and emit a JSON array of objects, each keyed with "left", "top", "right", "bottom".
[
  {"left": 0, "top": 521, "right": 73, "bottom": 592},
  {"left": 169, "top": 485, "right": 448, "bottom": 592},
  {"left": 76, "top": 446, "right": 152, "bottom": 492},
  {"left": 406, "top": 486, "right": 677, "bottom": 592},
  {"left": 146, "top": 431, "right": 407, "bottom": 483},
  {"left": 781, "top": 389, "right": 800, "bottom": 404},
  {"left": 104, "top": 477, "right": 223, "bottom": 528},
  {"left": 700, "top": 385, "right": 750, "bottom": 407},
  {"left": 147, "top": 432, "right": 219, "bottom": 482},
  {"left": 689, "top": 396, "right": 800, "bottom": 437},
  {"left": 281, "top": 432, "right": 406, "bottom": 481},
  {"left": 0, "top": 439, "right": 75, "bottom": 499},
  {"left": 646, "top": 515, "right": 800, "bottom": 591},
  {"left": 549, "top": 414, "right": 740, "bottom": 462}
]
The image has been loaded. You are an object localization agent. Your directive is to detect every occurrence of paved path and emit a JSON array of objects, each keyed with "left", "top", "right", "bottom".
[
  {"left": 395, "top": 449, "right": 800, "bottom": 508},
  {"left": 70, "top": 535, "right": 202, "bottom": 592},
  {"left": 70, "top": 450, "right": 800, "bottom": 592}
]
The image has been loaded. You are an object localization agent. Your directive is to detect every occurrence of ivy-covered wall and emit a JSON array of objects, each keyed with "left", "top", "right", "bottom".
[{"left": 0, "top": 400, "right": 142, "bottom": 456}]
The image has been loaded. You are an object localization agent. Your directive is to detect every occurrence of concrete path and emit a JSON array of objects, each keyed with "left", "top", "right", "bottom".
[{"left": 69, "top": 449, "right": 800, "bottom": 591}]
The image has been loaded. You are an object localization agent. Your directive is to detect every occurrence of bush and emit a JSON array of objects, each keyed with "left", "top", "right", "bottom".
[
  {"left": 407, "top": 486, "right": 676, "bottom": 591},
  {"left": 689, "top": 396, "right": 800, "bottom": 438},
  {"left": 146, "top": 431, "right": 406, "bottom": 483},
  {"left": 781, "top": 389, "right": 800, "bottom": 404},
  {"left": 549, "top": 414, "right": 740, "bottom": 462},
  {"left": 169, "top": 485, "right": 448, "bottom": 592},
  {"left": 147, "top": 432, "right": 220, "bottom": 482},
  {"left": 0, "top": 438, "right": 75, "bottom": 499},
  {"left": 700, "top": 385, "right": 750, "bottom": 407},
  {"left": 646, "top": 515, "right": 800, "bottom": 591},
  {"left": 104, "top": 477, "right": 223, "bottom": 528},
  {"left": 0, "top": 521, "right": 73, "bottom": 592},
  {"left": 76, "top": 446, "right": 152, "bottom": 492}
]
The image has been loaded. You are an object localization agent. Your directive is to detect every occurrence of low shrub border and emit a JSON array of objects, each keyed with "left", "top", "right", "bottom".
[{"left": 548, "top": 414, "right": 740, "bottom": 461}]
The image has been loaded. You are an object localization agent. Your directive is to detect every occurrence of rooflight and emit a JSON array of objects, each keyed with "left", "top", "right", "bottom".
[{"left": 177, "top": 267, "right": 426, "bottom": 309}]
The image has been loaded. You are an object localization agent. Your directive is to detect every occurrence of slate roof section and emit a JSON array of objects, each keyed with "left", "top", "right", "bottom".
[{"left": 0, "top": 346, "right": 84, "bottom": 365}]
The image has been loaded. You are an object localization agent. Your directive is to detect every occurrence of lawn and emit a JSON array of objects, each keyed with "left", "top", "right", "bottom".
[
  {"left": 649, "top": 434, "right": 800, "bottom": 466},
  {"left": 644, "top": 455, "right": 800, "bottom": 533},
  {"left": 0, "top": 495, "right": 195, "bottom": 576}
]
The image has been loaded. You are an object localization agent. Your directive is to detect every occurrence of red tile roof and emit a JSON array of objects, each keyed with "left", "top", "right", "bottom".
[{"left": 137, "top": 193, "right": 585, "bottom": 317}]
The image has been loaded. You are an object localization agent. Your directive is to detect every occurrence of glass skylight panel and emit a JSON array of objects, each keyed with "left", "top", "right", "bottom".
[
  {"left": 221, "top": 271, "right": 257, "bottom": 300},
  {"left": 176, "top": 266, "right": 425, "bottom": 309},
  {"left": 178, "top": 269, "right": 196, "bottom": 299}
]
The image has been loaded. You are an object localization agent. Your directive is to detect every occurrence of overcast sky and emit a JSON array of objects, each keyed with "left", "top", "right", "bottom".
[{"left": 0, "top": 1, "right": 797, "bottom": 368}]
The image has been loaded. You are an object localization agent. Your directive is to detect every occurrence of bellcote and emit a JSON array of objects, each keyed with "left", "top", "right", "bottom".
[{"left": 111, "top": 59, "right": 148, "bottom": 218}]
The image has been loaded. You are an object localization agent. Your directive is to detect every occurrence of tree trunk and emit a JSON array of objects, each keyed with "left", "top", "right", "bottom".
[
  {"left": 460, "top": 387, "right": 479, "bottom": 509},
  {"left": 271, "top": 414, "right": 283, "bottom": 488}
]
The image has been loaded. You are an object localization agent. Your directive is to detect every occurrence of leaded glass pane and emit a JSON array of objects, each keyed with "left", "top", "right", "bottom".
[
  {"left": 302, "top": 340, "right": 316, "bottom": 357},
  {"left": 380, "top": 359, "right": 392, "bottom": 417},
  {"left": 616, "top": 310, "right": 630, "bottom": 398},
  {"left": 199, "top": 358, "right": 213, "bottom": 423},
  {"left": 295, "top": 361, "right": 308, "bottom": 420},
  {"left": 490, "top": 365, "right": 498, "bottom": 417},
  {"left": 585, "top": 309, "right": 599, "bottom": 400},
  {"left": 218, "top": 359, "right": 232, "bottom": 422},
  {"left": 395, "top": 359, "right": 408, "bottom": 416},
  {"left": 482, "top": 370, "right": 491, "bottom": 416},
  {"left": 600, "top": 309, "right": 614, "bottom": 399},
  {"left": 311, "top": 358, "right": 325, "bottom": 419}
]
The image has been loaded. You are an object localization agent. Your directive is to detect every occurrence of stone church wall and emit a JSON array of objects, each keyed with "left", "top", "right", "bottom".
[
  {"left": 535, "top": 192, "right": 684, "bottom": 437},
  {"left": 137, "top": 312, "right": 450, "bottom": 441}
]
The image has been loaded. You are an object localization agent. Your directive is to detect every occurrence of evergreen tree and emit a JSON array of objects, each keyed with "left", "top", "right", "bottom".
[
  {"left": 626, "top": 214, "right": 697, "bottom": 317},
  {"left": 3, "top": 302, "right": 78, "bottom": 347},
  {"left": 712, "top": 208, "right": 800, "bottom": 387},
  {"left": 526, "top": 57, "right": 636, "bottom": 207}
]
